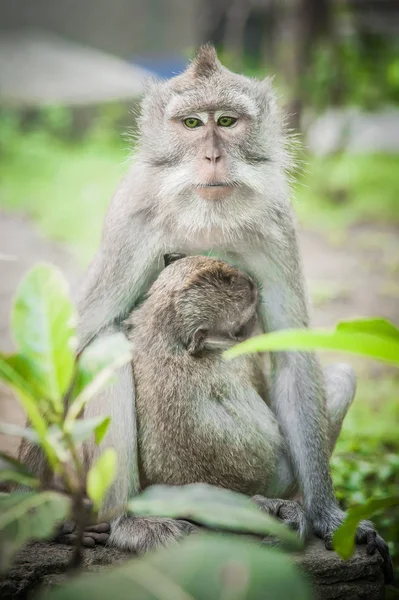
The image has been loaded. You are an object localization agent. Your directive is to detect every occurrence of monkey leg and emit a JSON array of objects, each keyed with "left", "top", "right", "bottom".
[
  {"left": 272, "top": 362, "right": 357, "bottom": 498},
  {"left": 252, "top": 495, "right": 308, "bottom": 541},
  {"left": 323, "top": 363, "right": 357, "bottom": 454},
  {"left": 108, "top": 515, "right": 198, "bottom": 554}
]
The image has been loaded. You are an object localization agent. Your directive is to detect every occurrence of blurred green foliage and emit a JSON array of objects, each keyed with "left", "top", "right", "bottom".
[
  {"left": 332, "top": 376, "right": 399, "bottom": 569},
  {"left": 295, "top": 153, "right": 399, "bottom": 228},
  {"left": 305, "top": 34, "right": 399, "bottom": 110},
  {"left": 0, "top": 108, "right": 127, "bottom": 265}
]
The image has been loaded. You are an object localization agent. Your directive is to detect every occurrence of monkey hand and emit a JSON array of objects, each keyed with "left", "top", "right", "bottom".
[
  {"left": 55, "top": 520, "right": 110, "bottom": 547},
  {"left": 312, "top": 504, "right": 394, "bottom": 584},
  {"left": 252, "top": 496, "right": 309, "bottom": 542}
]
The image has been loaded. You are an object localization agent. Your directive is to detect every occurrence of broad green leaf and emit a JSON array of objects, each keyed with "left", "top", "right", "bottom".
[
  {"left": 1, "top": 353, "right": 44, "bottom": 400},
  {"left": 68, "top": 333, "right": 133, "bottom": 422},
  {"left": 224, "top": 318, "right": 399, "bottom": 365},
  {"left": 43, "top": 533, "right": 312, "bottom": 600},
  {"left": 0, "top": 491, "right": 70, "bottom": 572},
  {"left": 86, "top": 449, "right": 117, "bottom": 511},
  {"left": 11, "top": 263, "right": 76, "bottom": 413},
  {"left": 66, "top": 416, "right": 111, "bottom": 446},
  {"left": 0, "top": 353, "right": 40, "bottom": 404},
  {"left": 128, "top": 483, "right": 300, "bottom": 548},
  {"left": 0, "top": 355, "right": 59, "bottom": 471},
  {"left": 0, "top": 422, "right": 38, "bottom": 442},
  {"left": 333, "top": 496, "right": 399, "bottom": 560},
  {"left": 0, "top": 470, "right": 39, "bottom": 489},
  {"left": 94, "top": 417, "right": 111, "bottom": 445},
  {"left": 0, "top": 453, "right": 39, "bottom": 489},
  {"left": 337, "top": 318, "right": 399, "bottom": 341}
]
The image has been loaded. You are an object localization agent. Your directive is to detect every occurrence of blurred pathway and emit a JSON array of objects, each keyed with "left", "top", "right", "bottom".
[{"left": 0, "top": 211, "right": 398, "bottom": 455}]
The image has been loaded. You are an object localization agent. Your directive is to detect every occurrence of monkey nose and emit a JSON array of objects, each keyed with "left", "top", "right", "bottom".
[{"left": 205, "top": 148, "right": 221, "bottom": 163}]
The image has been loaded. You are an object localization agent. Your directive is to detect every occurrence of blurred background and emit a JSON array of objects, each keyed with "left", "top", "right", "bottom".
[{"left": 0, "top": 0, "right": 398, "bottom": 569}]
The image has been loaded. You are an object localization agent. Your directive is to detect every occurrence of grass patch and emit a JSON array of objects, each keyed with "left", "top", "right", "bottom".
[
  {"left": 295, "top": 153, "right": 399, "bottom": 228},
  {"left": 0, "top": 122, "right": 127, "bottom": 266}
]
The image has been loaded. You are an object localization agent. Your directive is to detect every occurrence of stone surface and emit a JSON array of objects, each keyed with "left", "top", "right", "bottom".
[
  {"left": 0, "top": 31, "right": 151, "bottom": 107},
  {"left": 0, "top": 537, "right": 385, "bottom": 600},
  {"left": 305, "top": 107, "right": 399, "bottom": 155}
]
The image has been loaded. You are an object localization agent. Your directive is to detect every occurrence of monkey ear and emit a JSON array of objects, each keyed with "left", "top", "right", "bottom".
[
  {"left": 189, "top": 44, "right": 222, "bottom": 79},
  {"left": 164, "top": 253, "right": 187, "bottom": 268},
  {"left": 187, "top": 327, "right": 207, "bottom": 356}
]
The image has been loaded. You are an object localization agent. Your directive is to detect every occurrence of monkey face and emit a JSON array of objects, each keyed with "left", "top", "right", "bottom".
[{"left": 137, "top": 46, "right": 289, "bottom": 228}]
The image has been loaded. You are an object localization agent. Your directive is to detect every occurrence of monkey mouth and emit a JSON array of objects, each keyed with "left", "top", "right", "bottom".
[{"left": 194, "top": 183, "right": 235, "bottom": 201}]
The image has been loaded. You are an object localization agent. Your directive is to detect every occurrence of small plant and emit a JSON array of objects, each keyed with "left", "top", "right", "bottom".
[{"left": 0, "top": 263, "right": 133, "bottom": 570}]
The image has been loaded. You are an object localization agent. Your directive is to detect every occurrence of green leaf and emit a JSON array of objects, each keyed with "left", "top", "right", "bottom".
[
  {"left": 333, "top": 496, "right": 399, "bottom": 560},
  {"left": 0, "top": 470, "right": 40, "bottom": 489},
  {"left": 1, "top": 353, "right": 43, "bottom": 400},
  {"left": 68, "top": 333, "right": 133, "bottom": 423},
  {"left": 0, "top": 453, "right": 39, "bottom": 489},
  {"left": 43, "top": 533, "right": 312, "bottom": 600},
  {"left": 0, "top": 353, "right": 40, "bottom": 403},
  {"left": 128, "top": 483, "right": 300, "bottom": 548},
  {"left": 0, "top": 355, "right": 59, "bottom": 471},
  {"left": 224, "top": 318, "right": 399, "bottom": 366},
  {"left": 0, "top": 422, "right": 38, "bottom": 442},
  {"left": 11, "top": 263, "right": 76, "bottom": 413},
  {"left": 67, "top": 416, "right": 111, "bottom": 446},
  {"left": 86, "top": 449, "right": 117, "bottom": 511},
  {"left": 337, "top": 318, "right": 399, "bottom": 340},
  {"left": 0, "top": 491, "right": 70, "bottom": 572},
  {"left": 94, "top": 417, "right": 111, "bottom": 445}
]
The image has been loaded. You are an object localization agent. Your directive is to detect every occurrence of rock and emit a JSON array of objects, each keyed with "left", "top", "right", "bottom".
[
  {"left": 0, "top": 31, "right": 151, "bottom": 107},
  {"left": 304, "top": 107, "right": 399, "bottom": 155},
  {"left": 0, "top": 537, "right": 385, "bottom": 600}
]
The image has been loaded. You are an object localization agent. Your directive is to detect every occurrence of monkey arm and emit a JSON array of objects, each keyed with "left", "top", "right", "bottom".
[
  {"left": 250, "top": 209, "right": 338, "bottom": 529},
  {"left": 75, "top": 189, "right": 165, "bottom": 511},
  {"left": 76, "top": 200, "right": 163, "bottom": 350}
]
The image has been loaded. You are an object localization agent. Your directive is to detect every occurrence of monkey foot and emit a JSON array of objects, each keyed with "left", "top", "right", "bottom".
[
  {"left": 252, "top": 496, "right": 309, "bottom": 541},
  {"left": 55, "top": 521, "right": 110, "bottom": 548}
]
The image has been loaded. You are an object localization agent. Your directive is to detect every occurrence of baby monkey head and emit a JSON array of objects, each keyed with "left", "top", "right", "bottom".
[
  {"left": 138, "top": 44, "right": 289, "bottom": 209},
  {"left": 156, "top": 254, "right": 258, "bottom": 356}
]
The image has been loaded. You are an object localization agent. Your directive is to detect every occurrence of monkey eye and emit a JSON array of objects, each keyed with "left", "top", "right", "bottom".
[
  {"left": 183, "top": 117, "right": 204, "bottom": 129},
  {"left": 217, "top": 116, "right": 238, "bottom": 128}
]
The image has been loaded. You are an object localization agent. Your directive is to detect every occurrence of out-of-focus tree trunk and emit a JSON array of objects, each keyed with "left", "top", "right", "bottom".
[
  {"left": 197, "top": 0, "right": 229, "bottom": 47},
  {"left": 223, "top": 0, "right": 251, "bottom": 70},
  {"left": 276, "top": 0, "right": 332, "bottom": 132}
]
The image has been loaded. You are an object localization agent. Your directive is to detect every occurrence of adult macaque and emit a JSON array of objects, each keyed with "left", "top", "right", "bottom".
[{"left": 19, "top": 45, "right": 392, "bottom": 578}]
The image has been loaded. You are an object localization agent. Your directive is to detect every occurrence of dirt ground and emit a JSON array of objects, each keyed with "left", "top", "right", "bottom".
[{"left": 1, "top": 210, "right": 398, "bottom": 456}]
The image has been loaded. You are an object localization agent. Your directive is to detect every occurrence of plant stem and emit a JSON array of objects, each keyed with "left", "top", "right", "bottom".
[{"left": 68, "top": 490, "right": 86, "bottom": 570}]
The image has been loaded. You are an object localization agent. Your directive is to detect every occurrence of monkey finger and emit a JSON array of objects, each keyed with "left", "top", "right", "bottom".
[
  {"left": 85, "top": 522, "right": 110, "bottom": 533},
  {"left": 84, "top": 532, "right": 110, "bottom": 545},
  {"left": 57, "top": 520, "right": 76, "bottom": 535},
  {"left": 82, "top": 498, "right": 94, "bottom": 512},
  {"left": 324, "top": 534, "right": 334, "bottom": 551},
  {"left": 58, "top": 533, "right": 94, "bottom": 548},
  {"left": 177, "top": 519, "right": 199, "bottom": 534}
]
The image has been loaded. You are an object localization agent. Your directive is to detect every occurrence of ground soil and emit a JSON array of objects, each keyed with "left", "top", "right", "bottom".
[{"left": 0, "top": 210, "right": 398, "bottom": 456}]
